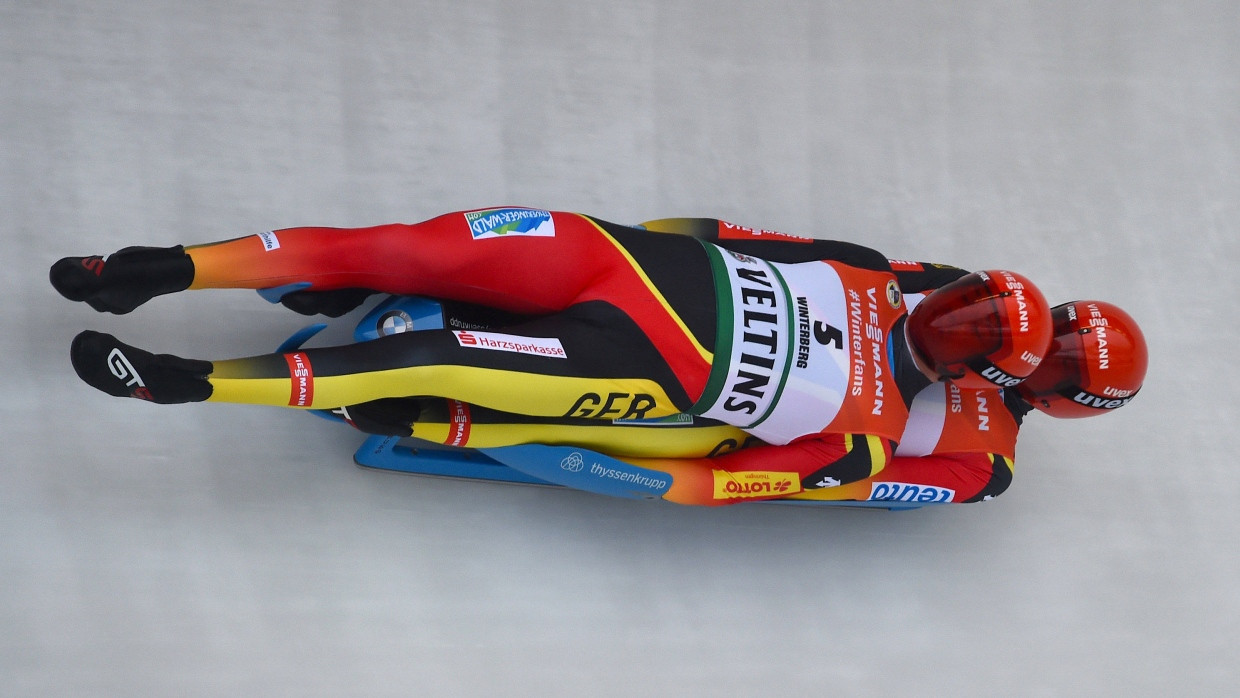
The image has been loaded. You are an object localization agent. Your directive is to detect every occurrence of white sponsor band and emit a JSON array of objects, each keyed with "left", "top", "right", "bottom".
[
  {"left": 868, "top": 481, "right": 955, "bottom": 503},
  {"left": 257, "top": 231, "right": 280, "bottom": 251},
  {"left": 453, "top": 330, "right": 567, "bottom": 358}
]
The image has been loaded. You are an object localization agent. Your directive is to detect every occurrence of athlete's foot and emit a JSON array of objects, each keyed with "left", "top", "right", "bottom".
[
  {"left": 70, "top": 330, "right": 213, "bottom": 404},
  {"left": 50, "top": 245, "right": 195, "bottom": 314}
]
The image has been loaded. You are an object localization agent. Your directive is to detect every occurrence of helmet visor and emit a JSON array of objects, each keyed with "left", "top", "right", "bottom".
[{"left": 908, "top": 275, "right": 1008, "bottom": 374}]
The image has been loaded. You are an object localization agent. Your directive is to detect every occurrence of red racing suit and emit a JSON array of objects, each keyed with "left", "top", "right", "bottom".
[
  {"left": 791, "top": 264, "right": 1030, "bottom": 503},
  {"left": 350, "top": 257, "right": 1027, "bottom": 504},
  {"left": 179, "top": 209, "right": 927, "bottom": 505},
  {"left": 791, "top": 381, "right": 1024, "bottom": 504}
]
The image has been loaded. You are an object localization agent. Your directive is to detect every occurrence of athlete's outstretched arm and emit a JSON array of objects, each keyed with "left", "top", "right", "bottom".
[
  {"left": 790, "top": 451, "right": 1013, "bottom": 504},
  {"left": 638, "top": 217, "right": 891, "bottom": 270},
  {"left": 885, "top": 260, "right": 971, "bottom": 294},
  {"left": 622, "top": 432, "right": 893, "bottom": 506}
]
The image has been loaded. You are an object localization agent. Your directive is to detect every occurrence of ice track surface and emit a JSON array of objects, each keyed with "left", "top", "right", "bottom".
[{"left": 3, "top": 2, "right": 1238, "bottom": 695}]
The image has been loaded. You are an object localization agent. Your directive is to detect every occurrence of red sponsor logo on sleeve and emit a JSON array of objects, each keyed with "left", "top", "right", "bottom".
[
  {"left": 887, "top": 259, "right": 925, "bottom": 271},
  {"left": 446, "top": 400, "right": 472, "bottom": 446},
  {"left": 284, "top": 352, "right": 314, "bottom": 406},
  {"left": 718, "top": 221, "right": 812, "bottom": 243}
]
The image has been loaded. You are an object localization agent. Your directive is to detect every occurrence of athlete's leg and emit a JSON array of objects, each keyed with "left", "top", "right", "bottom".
[
  {"left": 71, "top": 302, "right": 697, "bottom": 417},
  {"left": 185, "top": 210, "right": 623, "bottom": 313},
  {"left": 64, "top": 210, "right": 714, "bottom": 317},
  {"left": 340, "top": 396, "right": 757, "bottom": 458},
  {"left": 52, "top": 210, "right": 614, "bottom": 315}
]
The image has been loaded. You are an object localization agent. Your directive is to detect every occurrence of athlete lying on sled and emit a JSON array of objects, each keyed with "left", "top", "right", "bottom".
[
  {"left": 50, "top": 209, "right": 1140, "bottom": 505},
  {"left": 320, "top": 277, "right": 1147, "bottom": 505}
]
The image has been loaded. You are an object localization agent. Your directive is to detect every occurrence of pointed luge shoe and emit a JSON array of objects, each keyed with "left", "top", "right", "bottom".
[
  {"left": 50, "top": 245, "right": 194, "bottom": 314},
  {"left": 70, "top": 330, "right": 213, "bottom": 404}
]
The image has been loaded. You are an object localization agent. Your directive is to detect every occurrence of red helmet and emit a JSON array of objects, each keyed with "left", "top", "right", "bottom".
[
  {"left": 906, "top": 270, "right": 1052, "bottom": 390},
  {"left": 1015, "top": 300, "right": 1148, "bottom": 418}
]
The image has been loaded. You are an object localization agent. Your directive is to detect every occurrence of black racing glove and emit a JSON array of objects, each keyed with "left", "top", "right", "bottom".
[
  {"left": 279, "top": 287, "right": 375, "bottom": 317},
  {"left": 338, "top": 398, "right": 425, "bottom": 437}
]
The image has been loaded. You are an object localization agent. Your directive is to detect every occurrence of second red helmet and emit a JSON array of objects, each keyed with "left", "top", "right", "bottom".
[
  {"left": 1015, "top": 300, "right": 1148, "bottom": 418},
  {"left": 906, "top": 269, "right": 1053, "bottom": 390}
]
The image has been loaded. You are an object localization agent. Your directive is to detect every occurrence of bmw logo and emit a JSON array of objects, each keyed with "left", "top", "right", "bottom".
[{"left": 377, "top": 310, "right": 414, "bottom": 336}]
